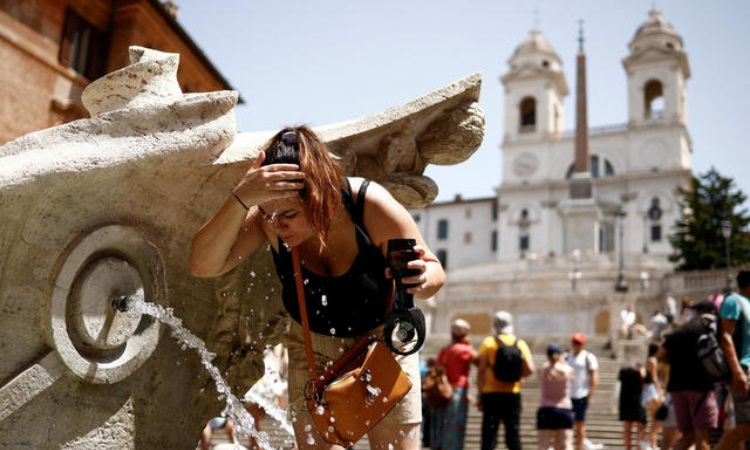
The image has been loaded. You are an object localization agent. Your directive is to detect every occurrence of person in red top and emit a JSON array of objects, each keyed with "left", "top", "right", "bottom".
[{"left": 430, "top": 319, "right": 478, "bottom": 450}]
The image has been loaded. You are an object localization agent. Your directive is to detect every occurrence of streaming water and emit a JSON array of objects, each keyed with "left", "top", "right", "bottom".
[{"left": 119, "top": 295, "right": 295, "bottom": 449}]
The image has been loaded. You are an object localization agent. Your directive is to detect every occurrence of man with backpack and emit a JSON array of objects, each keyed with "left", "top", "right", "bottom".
[
  {"left": 657, "top": 301, "right": 719, "bottom": 450},
  {"left": 477, "top": 310, "right": 535, "bottom": 450},
  {"left": 564, "top": 332, "right": 600, "bottom": 450},
  {"left": 715, "top": 271, "right": 750, "bottom": 450}
]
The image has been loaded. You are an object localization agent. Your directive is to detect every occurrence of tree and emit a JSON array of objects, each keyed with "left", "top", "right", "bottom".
[{"left": 669, "top": 167, "right": 750, "bottom": 271}]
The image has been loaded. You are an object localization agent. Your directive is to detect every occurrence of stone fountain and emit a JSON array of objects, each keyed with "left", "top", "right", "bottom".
[{"left": 0, "top": 46, "right": 484, "bottom": 448}]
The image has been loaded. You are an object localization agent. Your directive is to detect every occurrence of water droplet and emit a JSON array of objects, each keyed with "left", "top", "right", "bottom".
[
  {"left": 316, "top": 405, "right": 325, "bottom": 416},
  {"left": 306, "top": 435, "right": 316, "bottom": 445},
  {"left": 304, "top": 424, "right": 312, "bottom": 432},
  {"left": 321, "top": 295, "right": 328, "bottom": 306},
  {"left": 249, "top": 271, "right": 256, "bottom": 278},
  {"left": 388, "top": 444, "right": 395, "bottom": 450},
  {"left": 329, "top": 328, "right": 336, "bottom": 335},
  {"left": 382, "top": 397, "right": 389, "bottom": 403}
]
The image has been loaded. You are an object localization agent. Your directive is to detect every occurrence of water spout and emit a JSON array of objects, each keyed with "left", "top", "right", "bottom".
[{"left": 111, "top": 295, "right": 132, "bottom": 313}]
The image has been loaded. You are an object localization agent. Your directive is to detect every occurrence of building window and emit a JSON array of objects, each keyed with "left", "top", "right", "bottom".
[
  {"left": 465, "top": 208, "right": 472, "bottom": 219},
  {"left": 437, "top": 249, "right": 448, "bottom": 269},
  {"left": 437, "top": 219, "right": 449, "bottom": 240},
  {"left": 519, "top": 234, "right": 529, "bottom": 253},
  {"left": 644, "top": 79, "right": 665, "bottom": 119},
  {"left": 491, "top": 231, "right": 498, "bottom": 251},
  {"left": 566, "top": 155, "right": 615, "bottom": 179},
  {"left": 464, "top": 232, "right": 472, "bottom": 244},
  {"left": 59, "top": 9, "right": 108, "bottom": 80},
  {"left": 651, "top": 225, "right": 662, "bottom": 242},
  {"left": 491, "top": 201, "right": 498, "bottom": 221},
  {"left": 519, "top": 97, "right": 536, "bottom": 132},
  {"left": 600, "top": 222, "right": 615, "bottom": 253}
]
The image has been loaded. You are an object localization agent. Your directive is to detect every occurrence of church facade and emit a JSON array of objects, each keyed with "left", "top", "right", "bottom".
[{"left": 414, "top": 9, "right": 695, "bottom": 340}]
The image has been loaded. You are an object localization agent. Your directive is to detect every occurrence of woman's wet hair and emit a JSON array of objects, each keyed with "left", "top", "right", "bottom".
[{"left": 262, "top": 125, "right": 344, "bottom": 245}]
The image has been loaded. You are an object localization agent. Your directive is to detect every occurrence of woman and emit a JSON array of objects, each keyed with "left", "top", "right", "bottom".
[
  {"left": 430, "top": 319, "right": 477, "bottom": 450},
  {"left": 536, "top": 343, "right": 575, "bottom": 450},
  {"left": 618, "top": 362, "right": 646, "bottom": 450},
  {"left": 641, "top": 343, "right": 664, "bottom": 450},
  {"left": 190, "top": 126, "right": 445, "bottom": 450}
]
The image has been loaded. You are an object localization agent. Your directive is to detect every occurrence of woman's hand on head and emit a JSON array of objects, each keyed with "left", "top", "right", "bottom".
[{"left": 233, "top": 152, "right": 306, "bottom": 206}]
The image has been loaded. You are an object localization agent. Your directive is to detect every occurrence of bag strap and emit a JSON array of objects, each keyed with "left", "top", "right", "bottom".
[
  {"left": 291, "top": 246, "right": 396, "bottom": 385},
  {"left": 291, "top": 246, "right": 318, "bottom": 383}
]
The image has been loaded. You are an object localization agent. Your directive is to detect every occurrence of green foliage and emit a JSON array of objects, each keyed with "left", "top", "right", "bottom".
[{"left": 669, "top": 168, "right": 750, "bottom": 271}]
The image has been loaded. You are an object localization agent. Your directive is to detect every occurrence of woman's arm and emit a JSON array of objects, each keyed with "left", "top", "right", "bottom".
[
  {"left": 189, "top": 153, "right": 304, "bottom": 278},
  {"left": 359, "top": 180, "right": 445, "bottom": 300}
]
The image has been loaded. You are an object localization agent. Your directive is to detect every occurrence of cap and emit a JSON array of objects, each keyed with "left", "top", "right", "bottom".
[
  {"left": 547, "top": 343, "right": 562, "bottom": 356},
  {"left": 451, "top": 319, "right": 470, "bottom": 335},
  {"left": 572, "top": 332, "right": 586, "bottom": 344},
  {"left": 493, "top": 310, "right": 514, "bottom": 334}
]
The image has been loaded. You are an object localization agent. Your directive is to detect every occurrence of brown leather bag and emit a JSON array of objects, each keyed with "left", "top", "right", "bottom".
[
  {"left": 292, "top": 248, "right": 412, "bottom": 447},
  {"left": 423, "top": 366, "right": 453, "bottom": 406}
]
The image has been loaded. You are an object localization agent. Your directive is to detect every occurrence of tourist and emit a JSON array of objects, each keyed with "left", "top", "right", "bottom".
[
  {"left": 536, "top": 343, "right": 574, "bottom": 450},
  {"left": 563, "top": 333, "right": 600, "bottom": 450},
  {"left": 190, "top": 125, "right": 445, "bottom": 450},
  {"left": 715, "top": 270, "right": 750, "bottom": 450},
  {"left": 430, "top": 318, "right": 477, "bottom": 450},
  {"left": 617, "top": 361, "right": 646, "bottom": 450},
  {"left": 641, "top": 343, "right": 664, "bottom": 450},
  {"left": 199, "top": 416, "right": 237, "bottom": 450},
  {"left": 476, "top": 310, "right": 535, "bottom": 450},
  {"left": 656, "top": 301, "right": 719, "bottom": 450}
]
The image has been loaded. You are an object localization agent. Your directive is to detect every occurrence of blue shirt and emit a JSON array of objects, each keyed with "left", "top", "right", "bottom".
[{"left": 719, "top": 292, "right": 750, "bottom": 368}]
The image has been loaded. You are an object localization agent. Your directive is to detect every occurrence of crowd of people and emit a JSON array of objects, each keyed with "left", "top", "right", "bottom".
[{"left": 419, "top": 270, "right": 750, "bottom": 450}]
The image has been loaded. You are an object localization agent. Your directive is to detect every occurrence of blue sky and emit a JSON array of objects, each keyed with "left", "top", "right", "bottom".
[{"left": 175, "top": 0, "right": 750, "bottom": 204}]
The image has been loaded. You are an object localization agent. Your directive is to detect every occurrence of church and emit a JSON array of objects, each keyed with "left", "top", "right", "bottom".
[{"left": 413, "top": 8, "right": 695, "bottom": 340}]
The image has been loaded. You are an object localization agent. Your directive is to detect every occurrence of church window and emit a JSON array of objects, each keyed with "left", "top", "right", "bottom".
[
  {"left": 464, "top": 232, "right": 472, "bottom": 244},
  {"left": 437, "top": 249, "right": 448, "bottom": 269},
  {"left": 565, "top": 155, "right": 615, "bottom": 179},
  {"left": 519, "top": 233, "right": 529, "bottom": 252},
  {"left": 465, "top": 208, "right": 472, "bottom": 219},
  {"left": 519, "top": 209, "right": 530, "bottom": 257},
  {"left": 599, "top": 221, "right": 615, "bottom": 253},
  {"left": 542, "top": 60, "right": 550, "bottom": 68},
  {"left": 59, "top": 9, "right": 108, "bottom": 80},
  {"left": 651, "top": 225, "right": 662, "bottom": 242},
  {"left": 591, "top": 155, "right": 600, "bottom": 178},
  {"left": 644, "top": 79, "right": 665, "bottom": 119},
  {"left": 604, "top": 160, "right": 615, "bottom": 176},
  {"left": 437, "top": 219, "right": 449, "bottom": 240},
  {"left": 519, "top": 97, "right": 537, "bottom": 132},
  {"left": 491, "top": 231, "right": 498, "bottom": 251}
]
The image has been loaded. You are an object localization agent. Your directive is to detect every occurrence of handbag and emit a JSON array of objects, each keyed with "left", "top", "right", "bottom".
[
  {"left": 423, "top": 366, "right": 453, "bottom": 406},
  {"left": 292, "top": 248, "right": 412, "bottom": 447}
]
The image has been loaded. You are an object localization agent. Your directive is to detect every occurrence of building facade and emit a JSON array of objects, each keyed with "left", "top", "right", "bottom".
[
  {"left": 418, "top": 9, "right": 696, "bottom": 339},
  {"left": 0, "top": 0, "right": 236, "bottom": 145}
]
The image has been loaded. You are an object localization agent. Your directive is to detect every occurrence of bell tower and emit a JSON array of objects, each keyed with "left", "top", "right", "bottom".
[
  {"left": 623, "top": 7, "right": 690, "bottom": 127},
  {"left": 501, "top": 28, "right": 568, "bottom": 146}
]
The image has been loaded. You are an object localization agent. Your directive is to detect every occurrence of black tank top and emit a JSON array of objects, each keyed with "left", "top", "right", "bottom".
[{"left": 271, "top": 179, "right": 392, "bottom": 337}]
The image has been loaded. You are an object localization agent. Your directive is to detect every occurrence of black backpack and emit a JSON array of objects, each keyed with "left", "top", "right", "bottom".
[
  {"left": 492, "top": 336, "right": 523, "bottom": 382},
  {"left": 696, "top": 313, "right": 731, "bottom": 384}
]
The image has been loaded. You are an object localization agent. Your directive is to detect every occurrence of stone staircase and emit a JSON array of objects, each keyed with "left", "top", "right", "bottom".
[{"left": 201, "top": 334, "right": 640, "bottom": 450}]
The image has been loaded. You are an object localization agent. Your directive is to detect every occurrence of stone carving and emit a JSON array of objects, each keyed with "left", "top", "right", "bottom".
[{"left": 0, "top": 46, "right": 484, "bottom": 448}]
